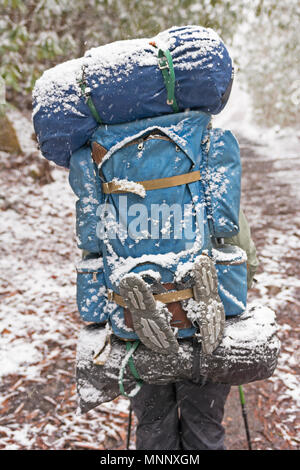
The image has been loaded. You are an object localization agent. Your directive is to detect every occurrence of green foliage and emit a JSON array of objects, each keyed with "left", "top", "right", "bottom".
[
  {"left": 0, "top": 0, "right": 245, "bottom": 105},
  {"left": 0, "top": 0, "right": 298, "bottom": 127},
  {"left": 238, "top": 0, "right": 300, "bottom": 127}
]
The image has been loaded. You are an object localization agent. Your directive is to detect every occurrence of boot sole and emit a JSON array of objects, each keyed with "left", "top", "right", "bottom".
[
  {"left": 192, "top": 256, "right": 225, "bottom": 355},
  {"left": 119, "top": 274, "right": 179, "bottom": 355}
]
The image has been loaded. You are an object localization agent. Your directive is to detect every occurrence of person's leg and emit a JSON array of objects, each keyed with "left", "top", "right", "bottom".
[
  {"left": 176, "top": 379, "right": 231, "bottom": 450},
  {"left": 130, "top": 383, "right": 180, "bottom": 450}
]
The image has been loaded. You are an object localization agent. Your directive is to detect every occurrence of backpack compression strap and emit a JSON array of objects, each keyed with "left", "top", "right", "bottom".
[
  {"left": 157, "top": 48, "right": 179, "bottom": 113},
  {"left": 149, "top": 41, "right": 179, "bottom": 113},
  {"left": 108, "top": 287, "right": 195, "bottom": 307},
  {"left": 119, "top": 340, "right": 143, "bottom": 398},
  {"left": 102, "top": 170, "right": 201, "bottom": 195}
]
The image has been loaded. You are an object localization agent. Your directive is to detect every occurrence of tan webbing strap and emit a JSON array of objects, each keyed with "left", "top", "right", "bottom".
[
  {"left": 102, "top": 170, "right": 201, "bottom": 195},
  {"left": 155, "top": 288, "right": 194, "bottom": 304},
  {"left": 108, "top": 287, "right": 194, "bottom": 308}
]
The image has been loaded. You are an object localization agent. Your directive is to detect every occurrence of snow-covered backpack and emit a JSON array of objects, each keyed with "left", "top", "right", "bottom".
[
  {"left": 69, "top": 110, "right": 248, "bottom": 342},
  {"left": 32, "top": 25, "right": 233, "bottom": 168}
]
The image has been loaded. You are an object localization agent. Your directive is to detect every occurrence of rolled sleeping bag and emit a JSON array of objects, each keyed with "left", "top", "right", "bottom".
[
  {"left": 76, "top": 305, "right": 280, "bottom": 413},
  {"left": 32, "top": 25, "right": 233, "bottom": 168}
]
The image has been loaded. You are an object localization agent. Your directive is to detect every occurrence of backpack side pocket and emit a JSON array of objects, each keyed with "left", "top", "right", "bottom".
[
  {"left": 214, "top": 246, "right": 248, "bottom": 317},
  {"left": 202, "top": 128, "right": 241, "bottom": 238},
  {"left": 76, "top": 257, "right": 108, "bottom": 323},
  {"left": 69, "top": 145, "right": 102, "bottom": 253}
]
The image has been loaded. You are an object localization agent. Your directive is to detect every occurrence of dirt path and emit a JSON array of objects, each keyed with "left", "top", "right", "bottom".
[
  {"left": 223, "top": 136, "right": 300, "bottom": 450},
  {"left": 0, "top": 115, "right": 299, "bottom": 450}
]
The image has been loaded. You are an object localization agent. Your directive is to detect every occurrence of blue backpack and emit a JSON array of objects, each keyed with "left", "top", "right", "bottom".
[{"left": 69, "top": 110, "right": 248, "bottom": 341}]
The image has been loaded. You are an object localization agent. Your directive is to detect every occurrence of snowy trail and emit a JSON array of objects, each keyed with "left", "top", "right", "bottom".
[
  {"left": 215, "top": 83, "right": 300, "bottom": 449},
  {"left": 0, "top": 89, "right": 299, "bottom": 448},
  {"left": 0, "top": 111, "right": 130, "bottom": 450},
  {"left": 222, "top": 133, "right": 300, "bottom": 449}
]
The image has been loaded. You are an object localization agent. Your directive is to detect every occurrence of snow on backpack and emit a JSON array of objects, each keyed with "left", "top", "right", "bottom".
[
  {"left": 76, "top": 305, "right": 280, "bottom": 411},
  {"left": 32, "top": 25, "right": 233, "bottom": 168},
  {"left": 69, "top": 110, "right": 248, "bottom": 345}
]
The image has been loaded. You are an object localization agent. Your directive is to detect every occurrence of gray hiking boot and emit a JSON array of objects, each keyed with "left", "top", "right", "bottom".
[
  {"left": 191, "top": 255, "right": 225, "bottom": 355},
  {"left": 119, "top": 274, "right": 179, "bottom": 355}
]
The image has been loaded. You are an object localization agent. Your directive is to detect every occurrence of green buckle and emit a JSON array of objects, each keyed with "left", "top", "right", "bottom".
[
  {"left": 78, "top": 65, "right": 102, "bottom": 125},
  {"left": 158, "top": 57, "right": 169, "bottom": 70}
]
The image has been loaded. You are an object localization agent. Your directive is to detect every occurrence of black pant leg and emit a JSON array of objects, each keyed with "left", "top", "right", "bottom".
[
  {"left": 130, "top": 383, "right": 180, "bottom": 450},
  {"left": 176, "top": 379, "right": 231, "bottom": 450}
]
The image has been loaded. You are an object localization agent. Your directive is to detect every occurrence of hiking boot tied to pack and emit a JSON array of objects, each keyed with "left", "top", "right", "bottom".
[
  {"left": 119, "top": 254, "right": 225, "bottom": 356},
  {"left": 191, "top": 255, "right": 225, "bottom": 355},
  {"left": 119, "top": 273, "right": 180, "bottom": 355}
]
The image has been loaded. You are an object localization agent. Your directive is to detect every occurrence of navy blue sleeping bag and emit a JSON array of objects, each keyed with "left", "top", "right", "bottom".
[{"left": 32, "top": 25, "right": 233, "bottom": 168}]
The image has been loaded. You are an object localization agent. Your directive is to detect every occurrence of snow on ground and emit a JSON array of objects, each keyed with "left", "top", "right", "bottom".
[
  {"left": 216, "top": 80, "right": 300, "bottom": 449},
  {"left": 0, "top": 80, "right": 299, "bottom": 449},
  {"left": 0, "top": 111, "right": 131, "bottom": 449}
]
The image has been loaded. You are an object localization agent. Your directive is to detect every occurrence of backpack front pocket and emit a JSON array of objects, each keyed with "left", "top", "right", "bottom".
[{"left": 76, "top": 257, "right": 108, "bottom": 323}]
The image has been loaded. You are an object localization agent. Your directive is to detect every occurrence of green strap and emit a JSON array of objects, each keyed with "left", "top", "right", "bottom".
[
  {"left": 119, "top": 340, "right": 143, "bottom": 398},
  {"left": 157, "top": 49, "right": 179, "bottom": 113},
  {"left": 78, "top": 66, "right": 102, "bottom": 125},
  {"left": 127, "top": 341, "right": 142, "bottom": 381}
]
